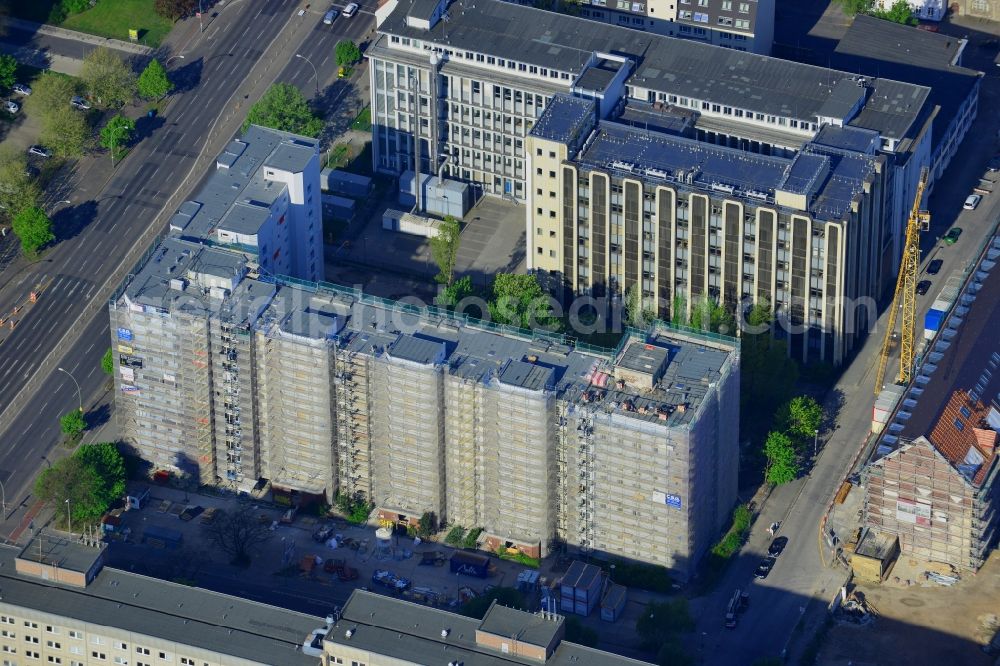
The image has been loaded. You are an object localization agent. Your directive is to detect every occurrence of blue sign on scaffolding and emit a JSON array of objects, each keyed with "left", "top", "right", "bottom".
[
  {"left": 116, "top": 327, "right": 133, "bottom": 342},
  {"left": 665, "top": 494, "right": 682, "bottom": 509}
]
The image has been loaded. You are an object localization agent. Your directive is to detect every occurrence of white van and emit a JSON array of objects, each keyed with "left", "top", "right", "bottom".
[
  {"left": 323, "top": 8, "right": 338, "bottom": 24},
  {"left": 343, "top": 2, "right": 359, "bottom": 16}
]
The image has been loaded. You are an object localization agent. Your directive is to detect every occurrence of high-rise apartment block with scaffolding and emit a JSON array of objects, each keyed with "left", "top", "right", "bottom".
[{"left": 113, "top": 264, "right": 738, "bottom": 577}]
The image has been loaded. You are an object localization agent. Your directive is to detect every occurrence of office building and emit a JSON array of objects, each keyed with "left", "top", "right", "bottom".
[
  {"left": 112, "top": 239, "right": 738, "bottom": 577},
  {"left": 321, "top": 590, "right": 655, "bottom": 665},
  {"left": 527, "top": 92, "right": 890, "bottom": 364},
  {"left": 0, "top": 533, "right": 324, "bottom": 666},
  {"left": 831, "top": 15, "right": 981, "bottom": 187},
  {"left": 368, "top": 0, "right": 932, "bottom": 256},
  {"left": 508, "top": 0, "right": 775, "bottom": 54},
  {"left": 862, "top": 233, "right": 1000, "bottom": 571}
]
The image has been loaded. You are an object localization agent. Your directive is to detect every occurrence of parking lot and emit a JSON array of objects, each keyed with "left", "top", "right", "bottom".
[{"left": 103, "top": 483, "right": 658, "bottom": 657}]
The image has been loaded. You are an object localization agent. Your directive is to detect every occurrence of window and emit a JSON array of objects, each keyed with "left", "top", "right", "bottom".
[
  {"left": 135, "top": 648, "right": 150, "bottom": 656},
  {"left": 113, "top": 658, "right": 128, "bottom": 665},
  {"left": 91, "top": 652, "right": 106, "bottom": 661},
  {"left": 48, "top": 658, "right": 62, "bottom": 664},
  {"left": 537, "top": 247, "right": 544, "bottom": 255},
  {"left": 67, "top": 632, "right": 81, "bottom": 640},
  {"left": 24, "top": 637, "right": 38, "bottom": 645},
  {"left": 45, "top": 642, "right": 59, "bottom": 649},
  {"left": 721, "top": 0, "right": 731, "bottom": 8},
  {"left": 0, "top": 631, "right": 12, "bottom": 639},
  {"left": 44, "top": 629, "right": 57, "bottom": 636},
  {"left": 89, "top": 638, "right": 104, "bottom": 647},
  {"left": 960, "top": 406, "right": 972, "bottom": 418},
  {"left": 954, "top": 418, "right": 965, "bottom": 431},
  {"left": 22, "top": 624, "right": 36, "bottom": 630},
  {"left": 180, "top": 659, "right": 195, "bottom": 666},
  {"left": 0, "top": 618, "right": 13, "bottom": 625},
  {"left": 114, "top": 644, "right": 127, "bottom": 651}
]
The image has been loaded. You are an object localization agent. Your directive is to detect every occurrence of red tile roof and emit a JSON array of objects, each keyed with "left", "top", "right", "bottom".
[{"left": 928, "top": 389, "right": 997, "bottom": 486}]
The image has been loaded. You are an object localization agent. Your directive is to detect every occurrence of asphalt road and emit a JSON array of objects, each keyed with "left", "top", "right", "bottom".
[
  {"left": 0, "top": 1, "right": 378, "bottom": 534},
  {"left": 693, "top": 62, "right": 1000, "bottom": 665},
  {"left": 0, "top": 0, "right": 302, "bottom": 526},
  {"left": 0, "top": 25, "right": 137, "bottom": 66}
]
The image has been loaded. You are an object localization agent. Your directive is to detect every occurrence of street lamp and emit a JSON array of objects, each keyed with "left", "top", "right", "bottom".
[
  {"left": 0, "top": 477, "right": 6, "bottom": 517},
  {"left": 814, "top": 429, "right": 820, "bottom": 458},
  {"left": 57, "top": 367, "right": 83, "bottom": 412},
  {"left": 295, "top": 53, "right": 320, "bottom": 96},
  {"left": 65, "top": 499, "right": 71, "bottom": 535},
  {"left": 166, "top": 55, "right": 185, "bottom": 66}
]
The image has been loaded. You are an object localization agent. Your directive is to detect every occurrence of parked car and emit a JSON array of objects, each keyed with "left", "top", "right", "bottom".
[
  {"left": 70, "top": 96, "right": 91, "bottom": 110},
  {"left": 199, "top": 507, "right": 220, "bottom": 524},
  {"left": 927, "top": 259, "right": 943, "bottom": 275},
  {"left": 943, "top": 227, "right": 963, "bottom": 245},
  {"left": 963, "top": 194, "right": 981, "bottom": 211},
  {"left": 767, "top": 536, "right": 788, "bottom": 558},
  {"left": 179, "top": 505, "right": 204, "bottom": 521},
  {"left": 12, "top": 83, "right": 32, "bottom": 96},
  {"left": 754, "top": 558, "right": 775, "bottom": 579},
  {"left": 343, "top": 2, "right": 359, "bottom": 16},
  {"left": 323, "top": 8, "right": 338, "bottom": 23},
  {"left": 27, "top": 145, "right": 51, "bottom": 159},
  {"left": 4, "top": 100, "right": 19, "bottom": 114},
  {"left": 916, "top": 280, "right": 932, "bottom": 295}
]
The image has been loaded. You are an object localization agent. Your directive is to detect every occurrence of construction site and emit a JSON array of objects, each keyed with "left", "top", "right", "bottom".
[{"left": 110, "top": 241, "right": 739, "bottom": 578}]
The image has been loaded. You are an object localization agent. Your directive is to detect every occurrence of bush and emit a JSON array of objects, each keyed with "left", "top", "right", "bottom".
[
  {"left": 444, "top": 525, "right": 466, "bottom": 547},
  {"left": 333, "top": 492, "right": 373, "bottom": 525},
  {"left": 462, "top": 527, "right": 483, "bottom": 549},
  {"left": 710, "top": 504, "right": 752, "bottom": 560}
]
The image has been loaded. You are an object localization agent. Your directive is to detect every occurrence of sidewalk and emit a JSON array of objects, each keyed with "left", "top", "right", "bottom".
[{"left": 0, "top": 15, "right": 152, "bottom": 55}]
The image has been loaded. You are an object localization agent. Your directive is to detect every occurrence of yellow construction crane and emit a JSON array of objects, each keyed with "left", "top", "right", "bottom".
[{"left": 875, "top": 166, "right": 930, "bottom": 396}]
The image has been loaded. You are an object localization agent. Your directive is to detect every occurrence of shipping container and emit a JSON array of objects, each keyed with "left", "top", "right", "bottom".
[
  {"left": 924, "top": 308, "right": 945, "bottom": 340},
  {"left": 450, "top": 550, "right": 490, "bottom": 578}
]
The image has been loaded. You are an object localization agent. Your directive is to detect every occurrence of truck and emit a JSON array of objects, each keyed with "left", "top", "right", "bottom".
[
  {"left": 450, "top": 550, "right": 490, "bottom": 578},
  {"left": 923, "top": 307, "right": 945, "bottom": 341},
  {"left": 724, "top": 588, "right": 749, "bottom": 629}
]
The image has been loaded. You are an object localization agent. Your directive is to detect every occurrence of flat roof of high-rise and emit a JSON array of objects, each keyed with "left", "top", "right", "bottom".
[{"left": 378, "top": 0, "right": 929, "bottom": 140}]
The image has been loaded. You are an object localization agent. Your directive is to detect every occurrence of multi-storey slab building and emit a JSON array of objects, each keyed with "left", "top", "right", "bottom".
[
  {"left": 368, "top": 0, "right": 932, "bottom": 255},
  {"left": 112, "top": 246, "right": 738, "bottom": 577},
  {"left": 322, "top": 590, "right": 655, "bottom": 665},
  {"left": 862, "top": 233, "right": 1000, "bottom": 571},
  {"left": 0, "top": 534, "right": 325, "bottom": 666},
  {"left": 526, "top": 93, "right": 890, "bottom": 364},
  {"left": 506, "top": 0, "right": 775, "bottom": 54}
]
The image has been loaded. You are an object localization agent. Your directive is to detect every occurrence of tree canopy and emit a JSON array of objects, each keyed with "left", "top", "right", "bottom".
[
  {"left": 34, "top": 443, "right": 126, "bottom": 526},
  {"left": 81, "top": 47, "right": 137, "bottom": 108},
  {"left": 0, "top": 146, "right": 41, "bottom": 222},
  {"left": 137, "top": 58, "right": 173, "bottom": 100},
  {"left": 100, "top": 114, "right": 136, "bottom": 164},
  {"left": 869, "top": 0, "right": 916, "bottom": 24},
  {"left": 59, "top": 409, "right": 86, "bottom": 437},
  {"left": 11, "top": 205, "right": 54, "bottom": 257},
  {"left": 243, "top": 83, "right": 324, "bottom": 137},
  {"left": 25, "top": 72, "right": 90, "bottom": 157},
  {"left": 488, "top": 273, "right": 559, "bottom": 330},
  {"left": 429, "top": 215, "right": 461, "bottom": 285},
  {"left": 764, "top": 430, "right": 799, "bottom": 485},
  {"left": 154, "top": 0, "right": 198, "bottom": 20},
  {"left": 335, "top": 40, "right": 362, "bottom": 67},
  {"left": 777, "top": 395, "right": 823, "bottom": 445},
  {"left": 203, "top": 505, "right": 273, "bottom": 566},
  {"left": 624, "top": 284, "right": 655, "bottom": 329},
  {"left": 0, "top": 54, "right": 16, "bottom": 91},
  {"left": 101, "top": 348, "right": 115, "bottom": 375}
]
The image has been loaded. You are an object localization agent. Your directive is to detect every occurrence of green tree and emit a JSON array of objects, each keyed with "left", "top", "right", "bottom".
[
  {"left": 488, "top": 272, "right": 559, "bottom": 330},
  {"left": 459, "top": 587, "right": 525, "bottom": 619},
  {"left": 11, "top": 205, "right": 54, "bottom": 257},
  {"left": 335, "top": 40, "right": 362, "bottom": 67},
  {"left": 0, "top": 146, "right": 41, "bottom": 222},
  {"left": 740, "top": 302, "right": 798, "bottom": 438},
  {"left": 429, "top": 215, "right": 461, "bottom": 285},
  {"left": 154, "top": 0, "right": 197, "bottom": 20},
  {"left": 688, "top": 296, "right": 735, "bottom": 334},
  {"left": 834, "top": 0, "right": 873, "bottom": 15},
  {"left": 203, "top": 505, "right": 273, "bottom": 566},
  {"left": 59, "top": 409, "right": 86, "bottom": 437},
  {"left": 671, "top": 293, "right": 687, "bottom": 326},
  {"left": 100, "top": 114, "right": 136, "bottom": 165},
  {"left": 75, "top": 442, "right": 127, "bottom": 508},
  {"left": 101, "top": 348, "right": 115, "bottom": 374},
  {"left": 438, "top": 275, "right": 474, "bottom": 308},
  {"left": 137, "top": 58, "right": 173, "bottom": 100},
  {"left": 35, "top": 457, "right": 102, "bottom": 526},
  {"left": 24, "top": 71, "right": 90, "bottom": 157},
  {"left": 870, "top": 0, "right": 917, "bottom": 24},
  {"left": 764, "top": 431, "right": 799, "bottom": 485},
  {"left": 0, "top": 54, "right": 16, "bottom": 91},
  {"left": 624, "top": 283, "right": 655, "bottom": 329},
  {"left": 243, "top": 83, "right": 324, "bottom": 137},
  {"left": 777, "top": 395, "right": 823, "bottom": 445},
  {"left": 417, "top": 511, "right": 437, "bottom": 538},
  {"left": 81, "top": 47, "right": 137, "bottom": 108}
]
